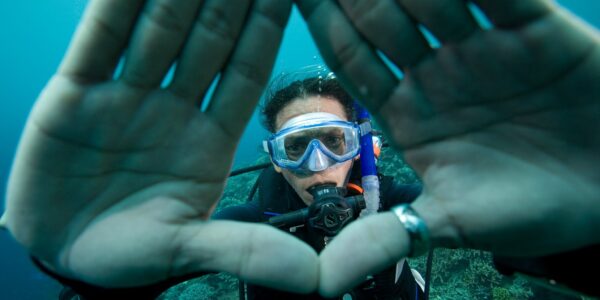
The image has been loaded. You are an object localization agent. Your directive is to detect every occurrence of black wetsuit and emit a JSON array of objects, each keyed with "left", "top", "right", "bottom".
[{"left": 213, "top": 165, "right": 425, "bottom": 300}]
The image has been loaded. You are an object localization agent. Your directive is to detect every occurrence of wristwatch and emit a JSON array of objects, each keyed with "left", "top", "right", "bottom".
[{"left": 392, "top": 204, "right": 431, "bottom": 257}]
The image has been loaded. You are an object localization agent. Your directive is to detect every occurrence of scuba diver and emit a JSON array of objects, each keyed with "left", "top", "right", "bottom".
[{"left": 213, "top": 74, "right": 426, "bottom": 300}]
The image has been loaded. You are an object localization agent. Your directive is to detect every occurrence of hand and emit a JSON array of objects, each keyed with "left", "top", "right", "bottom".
[
  {"left": 297, "top": 0, "right": 600, "bottom": 296},
  {"left": 4, "top": 0, "right": 317, "bottom": 293}
]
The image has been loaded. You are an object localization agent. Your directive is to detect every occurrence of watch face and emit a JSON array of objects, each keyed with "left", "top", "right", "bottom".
[{"left": 393, "top": 204, "right": 430, "bottom": 257}]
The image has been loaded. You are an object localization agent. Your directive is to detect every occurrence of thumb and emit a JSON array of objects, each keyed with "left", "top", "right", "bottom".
[
  {"left": 175, "top": 220, "right": 319, "bottom": 294},
  {"left": 318, "top": 213, "right": 410, "bottom": 297}
]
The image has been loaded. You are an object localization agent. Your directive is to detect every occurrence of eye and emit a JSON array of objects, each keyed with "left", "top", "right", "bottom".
[
  {"left": 284, "top": 137, "right": 309, "bottom": 159},
  {"left": 325, "top": 136, "right": 342, "bottom": 146},
  {"left": 286, "top": 143, "right": 304, "bottom": 153},
  {"left": 323, "top": 135, "right": 344, "bottom": 151}
]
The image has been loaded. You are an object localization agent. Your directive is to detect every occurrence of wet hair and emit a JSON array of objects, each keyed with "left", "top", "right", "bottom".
[{"left": 261, "top": 77, "right": 355, "bottom": 133}]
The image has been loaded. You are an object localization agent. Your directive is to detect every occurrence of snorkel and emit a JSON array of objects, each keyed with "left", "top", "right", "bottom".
[{"left": 355, "top": 103, "right": 380, "bottom": 217}]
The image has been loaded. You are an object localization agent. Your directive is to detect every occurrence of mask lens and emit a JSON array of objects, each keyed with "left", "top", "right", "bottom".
[
  {"left": 284, "top": 134, "right": 310, "bottom": 161},
  {"left": 283, "top": 126, "right": 349, "bottom": 161},
  {"left": 319, "top": 127, "right": 346, "bottom": 156}
]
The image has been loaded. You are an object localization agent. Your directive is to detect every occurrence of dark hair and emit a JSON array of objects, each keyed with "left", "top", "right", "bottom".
[{"left": 261, "top": 77, "right": 355, "bottom": 133}]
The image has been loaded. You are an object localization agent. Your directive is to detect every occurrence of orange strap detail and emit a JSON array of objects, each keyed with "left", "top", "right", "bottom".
[
  {"left": 346, "top": 182, "right": 364, "bottom": 194},
  {"left": 357, "top": 144, "right": 381, "bottom": 160},
  {"left": 373, "top": 144, "right": 381, "bottom": 158}
]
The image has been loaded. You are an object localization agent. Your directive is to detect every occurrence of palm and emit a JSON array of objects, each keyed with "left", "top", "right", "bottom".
[
  {"left": 5, "top": 0, "right": 318, "bottom": 291},
  {"left": 10, "top": 78, "right": 232, "bottom": 284},
  {"left": 379, "top": 9, "right": 600, "bottom": 252},
  {"left": 32, "top": 79, "right": 235, "bottom": 215}
]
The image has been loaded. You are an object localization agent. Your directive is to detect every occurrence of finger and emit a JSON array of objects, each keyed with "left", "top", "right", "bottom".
[
  {"left": 296, "top": 0, "right": 398, "bottom": 114},
  {"left": 58, "top": 0, "right": 145, "bottom": 82},
  {"left": 205, "top": 0, "right": 292, "bottom": 139},
  {"left": 119, "top": 0, "right": 205, "bottom": 89},
  {"left": 319, "top": 213, "right": 411, "bottom": 297},
  {"left": 337, "top": 0, "right": 431, "bottom": 68},
  {"left": 397, "top": 0, "right": 480, "bottom": 43},
  {"left": 168, "top": 0, "right": 251, "bottom": 103},
  {"left": 176, "top": 221, "right": 318, "bottom": 293},
  {"left": 471, "top": 0, "right": 554, "bottom": 28}
]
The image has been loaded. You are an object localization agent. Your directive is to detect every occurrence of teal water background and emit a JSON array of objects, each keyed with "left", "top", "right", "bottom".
[{"left": 0, "top": 1, "right": 598, "bottom": 299}]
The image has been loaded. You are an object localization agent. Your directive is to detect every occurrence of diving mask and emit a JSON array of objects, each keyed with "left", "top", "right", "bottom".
[{"left": 264, "top": 112, "right": 361, "bottom": 172}]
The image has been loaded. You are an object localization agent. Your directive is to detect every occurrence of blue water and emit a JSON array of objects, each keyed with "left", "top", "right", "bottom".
[{"left": 0, "top": 1, "right": 598, "bottom": 299}]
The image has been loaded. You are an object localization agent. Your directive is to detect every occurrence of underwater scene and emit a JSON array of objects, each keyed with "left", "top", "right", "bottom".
[{"left": 0, "top": 0, "right": 599, "bottom": 299}]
